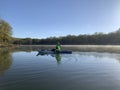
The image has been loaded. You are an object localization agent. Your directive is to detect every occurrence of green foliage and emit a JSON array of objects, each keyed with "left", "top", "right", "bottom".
[
  {"left": 0, "top": 19, "right": 13, "bottom": 44},
  {"left": 13, "top": 28, "right": 120, "bottom": 45}
]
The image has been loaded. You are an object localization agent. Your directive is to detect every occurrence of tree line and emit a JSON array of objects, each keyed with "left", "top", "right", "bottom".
[
  {"left": 13, "top": 29, "right": 120, "bottom": 45},
  {"left": 1, "top": 19, "right": 120, "bottom": 45}
]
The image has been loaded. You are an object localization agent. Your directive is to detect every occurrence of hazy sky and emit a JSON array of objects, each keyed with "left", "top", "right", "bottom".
[{"left": 0, "top": 0, "right": 120, "bottom": 38}]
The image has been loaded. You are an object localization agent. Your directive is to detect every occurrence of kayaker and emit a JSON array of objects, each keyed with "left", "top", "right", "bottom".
[{"left": 56, "top": 42, "right": 61, "bottom": 53}]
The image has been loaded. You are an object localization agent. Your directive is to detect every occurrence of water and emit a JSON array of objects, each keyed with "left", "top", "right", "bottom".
[{"left": 1, "top": 48, "right": 120, "bottom": 90}]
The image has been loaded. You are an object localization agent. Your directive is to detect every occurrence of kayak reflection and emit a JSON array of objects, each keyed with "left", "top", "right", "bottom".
[
  {"left": 36, "top": 52, "right": 61, "bottom": 64},
  {"left": 51, "top": 54, "right": 61, "bottom": 64},
  {"left": 36, "top": 50, "right": 72, "bottom": 64}
]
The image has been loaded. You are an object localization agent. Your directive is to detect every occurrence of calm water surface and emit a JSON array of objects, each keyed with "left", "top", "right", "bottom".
[{"left": 1, "top": 48, "right": 120, "bottom": 90}]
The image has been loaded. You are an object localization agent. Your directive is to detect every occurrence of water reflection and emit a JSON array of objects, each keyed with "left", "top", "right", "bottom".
[
  {"left": 74, "top": 52, "right": 120, "bottom": 63},
  {"left": 1, "top": 48, "right": 120, "bottom": 90},
  {"left": 0, "top": 49, "right": 12, "bottom": 76},
  {"left": 36, "top": 51, "right": 120, "bottom": 64},
  {"left": 36, "top": 52, "right": 62, "bottom": 64},
  {"left": 78, "top": 52, "right": 120, "bottom": 59},
  {"left": 51, "top": 54, "right": 61, "bottom": 64}
]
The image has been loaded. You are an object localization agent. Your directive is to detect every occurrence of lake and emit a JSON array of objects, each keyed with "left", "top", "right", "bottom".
[{"left": 1, "top": 45, "right": 120, "bottom": 90}]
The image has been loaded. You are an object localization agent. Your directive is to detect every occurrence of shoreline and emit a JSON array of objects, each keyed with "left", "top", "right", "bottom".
[
  {"left": 18, "top": 44, "right": 120, "bottom": 47},
  {"left": 17, "top": 45, "right": 120, "bottom": 53},
  {"left": 1, "top": 45, "right": 120, "bottom": 53}
]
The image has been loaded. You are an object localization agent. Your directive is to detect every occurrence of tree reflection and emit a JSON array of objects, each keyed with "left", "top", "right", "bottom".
[{"left": 0, "top": 49, "right": 12, "bottom": 76}]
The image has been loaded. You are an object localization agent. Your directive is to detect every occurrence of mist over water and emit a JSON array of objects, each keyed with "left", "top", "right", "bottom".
[{"left": 17, "top": 45, "right": 120, "bottom": 53}]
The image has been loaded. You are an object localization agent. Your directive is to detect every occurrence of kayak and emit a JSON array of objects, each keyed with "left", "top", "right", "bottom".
[{"left": 38, "top": 50, "right": 72, "bottom": 54}]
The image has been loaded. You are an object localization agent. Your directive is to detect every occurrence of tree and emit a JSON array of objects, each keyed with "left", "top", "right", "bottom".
[{"left": 0, "top": 19, "right": 12, "bottom": 44}]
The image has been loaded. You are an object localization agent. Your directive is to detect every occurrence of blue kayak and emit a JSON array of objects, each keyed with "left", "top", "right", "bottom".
[{"left": 38, "top": 50, "right": 72, "bottom": 54}]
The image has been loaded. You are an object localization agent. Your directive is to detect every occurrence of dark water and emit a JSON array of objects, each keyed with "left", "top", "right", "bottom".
[{"left": 1, "top": 48, "right": 120, "bottom": 90}]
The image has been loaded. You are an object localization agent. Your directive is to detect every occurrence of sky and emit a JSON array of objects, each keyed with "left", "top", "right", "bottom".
[{"left": 0, "top": 0, "right": 120, "bottom": 38}]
